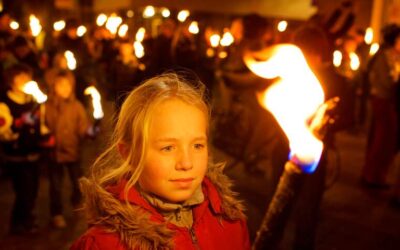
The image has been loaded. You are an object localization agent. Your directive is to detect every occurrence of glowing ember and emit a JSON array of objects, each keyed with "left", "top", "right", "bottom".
[
  {"left": 64, "top": 50, "right": 76, "bottom": 70},
  {"left": 244, "top": 44, "right": 325, "bottom": 172},
  {"left": 84, "top": 86, "right": 104, "bottom": 119},
  {"left": 22, "top": 81, "right": 47, "bottom": 104}
]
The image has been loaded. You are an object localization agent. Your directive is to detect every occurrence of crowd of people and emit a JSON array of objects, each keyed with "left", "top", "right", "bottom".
[{"left": 0, "top": 1, "right": 400, "bottom": 249}]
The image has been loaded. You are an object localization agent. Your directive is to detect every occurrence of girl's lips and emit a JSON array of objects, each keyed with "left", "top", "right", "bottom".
[
  {"left": 170, "top": 178, "right": 194, "bottom": 188},
  {"left": 170, "top": 178, "right": 194, "bottom": 182}
]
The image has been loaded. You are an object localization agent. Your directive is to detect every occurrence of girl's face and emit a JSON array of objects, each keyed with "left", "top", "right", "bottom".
[
  {"left": 54, "top": 77, "right": 73, "bottom": 99},
  {"left": 139, "top": 98, "right": 208, "bottom": 203}
]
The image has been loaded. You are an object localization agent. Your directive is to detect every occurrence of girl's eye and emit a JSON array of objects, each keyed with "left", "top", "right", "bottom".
[
  {"left": 161, "top": 146, "right": 174, "bottom": 152},
  {"left": 194, "top": 143, "right": 205, "bottom": 150}
]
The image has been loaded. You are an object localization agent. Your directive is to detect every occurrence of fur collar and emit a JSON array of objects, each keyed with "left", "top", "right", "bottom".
[{"left": 81, "top": 163, "right": 245, "bottom": 249}]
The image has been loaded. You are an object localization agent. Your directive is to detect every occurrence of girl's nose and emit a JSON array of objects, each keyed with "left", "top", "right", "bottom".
[{"left": 176, "top": 150, "right": 193, "bottom": 170}]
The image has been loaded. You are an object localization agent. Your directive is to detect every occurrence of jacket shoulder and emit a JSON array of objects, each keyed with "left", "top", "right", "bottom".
[{"left": 71, "top": 226, "right": 126, "bottom": 250}]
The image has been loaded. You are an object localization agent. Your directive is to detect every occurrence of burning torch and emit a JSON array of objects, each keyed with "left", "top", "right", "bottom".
[
  {"left": 22, "top": 81, "right": 50, "bottom": 135},
  {"left": 243, "top": 44, "right": 335, "bottom": 249},
  {"left": 84, "top": 86, "right": 104, "bottom": 133}
]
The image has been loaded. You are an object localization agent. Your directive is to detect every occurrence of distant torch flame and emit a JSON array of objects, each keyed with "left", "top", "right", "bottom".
[
  {"left": 64, "top": 50, "right": 76, "bottom": 70},
  {"left": 349, "top": 52, "right": 360, "bottom": 71},
  {"left": 22, "top": 81, "right": 47, "bottom": 104},
  {"left": 29, "top": 14, "right": 42, "bottom": 37},
  {"left": 369, "top": 43, "right": 379, "bottom": 56},
  {"left": 244, "top": 44, "right": 325, "bottom": 173},
  {"left": 84, "top": 86, "right": 104, "bottom": 119},
  {"left": 364, "top": 27, "right": 373, "bottom": 45}
]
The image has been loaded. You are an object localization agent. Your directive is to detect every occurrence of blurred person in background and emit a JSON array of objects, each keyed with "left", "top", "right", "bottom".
[
  {"left": 0, "top": 63, "right": 42, "bottom": 235},
  {"left": 362, "top": 24, "right": 400, "bottom": 188},
  {"left": 44, "top": 70, "right": 94, "bottom": 229}
]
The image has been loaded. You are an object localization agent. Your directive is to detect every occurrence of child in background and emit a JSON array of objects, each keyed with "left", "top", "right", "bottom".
[
  {"left": 71, "top": 73, "right": 250, "bottom": 249},
  {"left": 45, "top": 70, "right": 92, "bottom": 229},
  {"left": 0, "top": 63, "right": 41, "bottom": 234}
]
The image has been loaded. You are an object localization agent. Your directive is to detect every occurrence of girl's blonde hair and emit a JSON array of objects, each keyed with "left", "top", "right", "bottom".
[{"left": 87, "top": 73, "right": 210, "bottom": 199}]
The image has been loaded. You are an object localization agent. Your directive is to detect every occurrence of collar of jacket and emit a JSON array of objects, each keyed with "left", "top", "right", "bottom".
[{"left": 106, "top": 176, "right": 223, "bottom": 221}]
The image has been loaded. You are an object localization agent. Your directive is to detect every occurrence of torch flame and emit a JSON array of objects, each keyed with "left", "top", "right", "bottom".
[
  {"left": 22, "top": 81, "right": 47, "bottom": 104},
  {"left": 29, "top": 14, "right": 42, "bottom": 37},
  {"left": 349, "top": 52, "right": 360, "bottom": 71},
  {"left": 64, "top": 50, "right": 76, "bottom": 70},
  {"left": 84, "top": 86, "right": 104, "bottom": 119},
  {"left": 244, "top": 44, "right": 325, "bottom": 173},
  {"left": 364, "top": 27, "right": 373, "bottom": 45}
]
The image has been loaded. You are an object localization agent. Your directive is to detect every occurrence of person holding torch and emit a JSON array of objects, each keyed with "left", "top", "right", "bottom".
[
  {"left": 0, "top": 63, "right": 42, "bottom": 235},
  {"left": 44, "top": 70, "right": 98, "bottom": 229}
]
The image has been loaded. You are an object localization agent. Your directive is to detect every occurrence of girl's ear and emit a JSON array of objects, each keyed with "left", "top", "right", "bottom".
[{"left": 118, "top": 143, "right": 129, "bottom": 159}]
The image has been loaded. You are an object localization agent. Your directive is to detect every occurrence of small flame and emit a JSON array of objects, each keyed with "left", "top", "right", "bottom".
[
  {"left": 10, "top": 21, "right": 19, "bottom": 30},
  {"left": 105, "top": 14, "right": 122, "bottom": 35},
  {"left": 77, "top": 25, "right": 87, "bottom": 37},
  {"left": 143, "top": 6, "right": 155, "bottom": 18},
  {"left": 53, "top": 20, "right": 66, "bottom": 31},
  {"left": 118, "top": 24, "right": 129, "bottom": 37},
  {"left": 189, "top": 21, "right": 199, "bottom": 34},
  {"left": 244, "top": 44, "right": 325, "bottom": 172},
  {"left": 333, "top": 50, "right": 342, "bottom": 67},
  {"left": 134, "top": 41, "right": 145, "bottom": 58},
  {"left": 369, "top": 43, "right": 379, "bottom": 56},
  {"left": 277, "top": 20, "right": 288, "bottom": 32},
  {"left": 84, "top": 86, "right": 104, "bottom": 119},
  {"left": 210, "top": 34, "right": 221, "bottom": 48},
  {"left": 135, "top": 27, "right": 146, "bottom": 42},
  {"left": 22, "top": 81, "right": 47, "bottom": 103},
  {"left": 177, "top": 10, "right": 190, "bottom": 22},
  {"left": 64, "top": 50, "right": 76, "bottom": 70},
  {"left": 161, "top": 8, "right": 171, "bottom": 18},
  {"left": 349, "top": 52, "right": 360, "bottom": 71},
  {"left": 96, "top": 14, "right": 107, "bottom": 26},
  {"left": 364, "top": 27, "right": 373, "bottom": 45},
  {"left": 220, "top": 31, "right": 234, "bottom": 47},
  {"left": 29, "top": 14, "right": 42, "bottom": 37}
]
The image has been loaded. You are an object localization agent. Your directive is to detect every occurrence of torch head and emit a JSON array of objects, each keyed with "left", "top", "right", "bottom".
[{"left": 244, "top": 44, "right": 327, "bottom": 173}]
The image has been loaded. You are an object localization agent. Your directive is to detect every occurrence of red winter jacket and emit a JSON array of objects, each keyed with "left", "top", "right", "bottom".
[{"left": 71, "top": 166, "right": 250, "bottom": 250}]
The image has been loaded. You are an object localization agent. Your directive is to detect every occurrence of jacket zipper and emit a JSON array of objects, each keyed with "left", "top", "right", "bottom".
[{"left": 189, "top": 227, "right": 200, "bottom": 249}]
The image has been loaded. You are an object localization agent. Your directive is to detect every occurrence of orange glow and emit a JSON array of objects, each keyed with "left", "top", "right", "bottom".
[{"left": 244, "top": 44, "right": 324, "bottom": 170}]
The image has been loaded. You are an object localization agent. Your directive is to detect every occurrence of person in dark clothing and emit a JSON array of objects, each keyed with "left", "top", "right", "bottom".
[
  {"left": 290, "top": 24, "right": 352, "bottom": 250},
  {"left": 11, "top": 35, "right": 42, "bottom": 80},
  {"left": 0, "top": 63, "right": 42, "bottom": 234}
]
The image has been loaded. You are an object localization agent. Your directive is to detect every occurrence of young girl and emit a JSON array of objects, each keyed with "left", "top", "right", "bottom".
[
  {"left": 45, "top": 70, "right": 91, "bottom": 228},
  {"left": 71, "top": 73, "right": 250, "bottom": 249}
]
